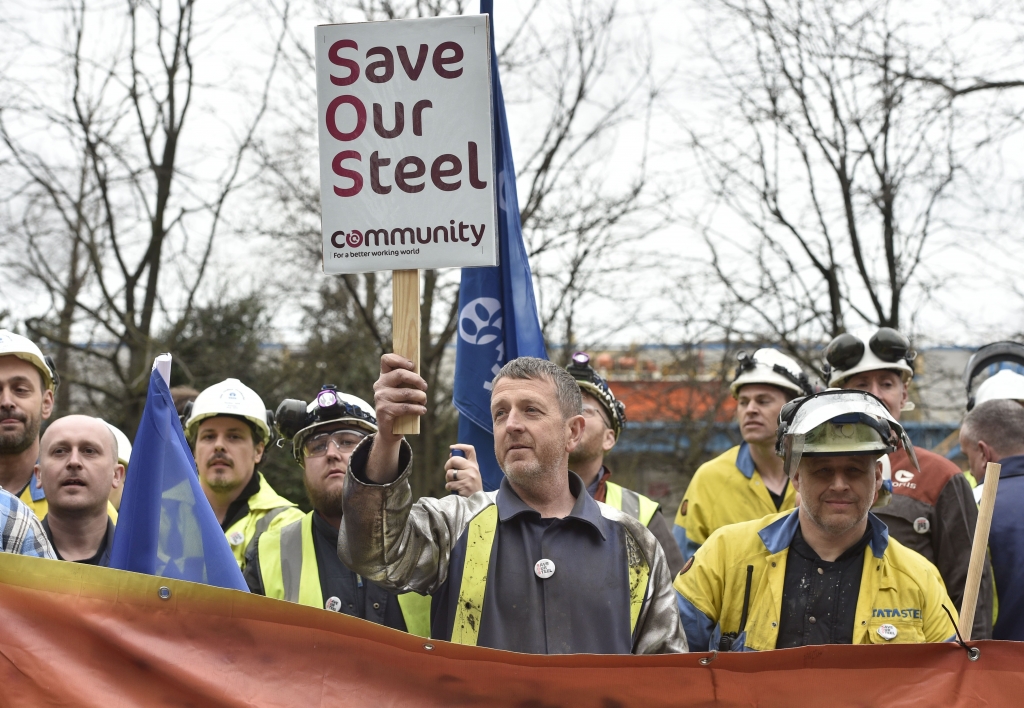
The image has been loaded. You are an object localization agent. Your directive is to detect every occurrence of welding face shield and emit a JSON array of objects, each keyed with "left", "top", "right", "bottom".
[{"left": 776, "top": 389, "right": 918, "bottom": 507}]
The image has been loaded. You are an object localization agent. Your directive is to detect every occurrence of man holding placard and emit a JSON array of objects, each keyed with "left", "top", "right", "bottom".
[{"left": 339, "top": 354, "right": 687, "bottom": 654}]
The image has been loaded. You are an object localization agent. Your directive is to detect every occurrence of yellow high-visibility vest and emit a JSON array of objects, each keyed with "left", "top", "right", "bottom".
[
  {"left": 258, "top": 511, "right": 431, "bottom": 637},
  {"left": 451, "top": 504, "right": 651, "bottom": 647}
]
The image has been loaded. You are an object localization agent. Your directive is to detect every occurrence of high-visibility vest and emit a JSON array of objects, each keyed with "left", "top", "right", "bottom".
[
  {"left": 603, "top": 481, "right": 660, "bottom": 527},
  {"left": 224, "top": 473, "right": 304, "bottom": 569},
  {"left": 450, "top": 504, "right": 652, "bottom": 647},
  {"left": 258, "top": 512, "right": 431, "bottom": 637}
]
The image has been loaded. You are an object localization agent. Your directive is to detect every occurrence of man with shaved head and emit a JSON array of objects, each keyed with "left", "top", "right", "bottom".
[{"left": 36, "top": 415, "right": 124, "bottom": 565}]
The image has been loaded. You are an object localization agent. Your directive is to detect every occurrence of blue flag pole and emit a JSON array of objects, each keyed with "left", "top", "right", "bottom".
[
  {"left": 110, "top": 355, "right": 248, "bottom": 591},
  {"left": 452, "top": 2, "right": 548, "bottom": 491}
]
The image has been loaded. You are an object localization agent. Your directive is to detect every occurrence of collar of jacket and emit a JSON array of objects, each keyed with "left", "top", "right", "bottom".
[
  {"left": 736, "top": 442, "right": 756, "bottom": 479},
  {"left": 757, "top": 509, "right": 889, "bottom": 559},
  {"left": 28, "top": 472, "right": 46, "bottom": 501},
  {"left": 997, "top": 454, "right": 1024, "bottom": 479},
  {"left": 246, "top": 473, "right": 298, "bottom": 512},
  {"left": 496, "top": 471, "right": 607, "bottom": 540}
]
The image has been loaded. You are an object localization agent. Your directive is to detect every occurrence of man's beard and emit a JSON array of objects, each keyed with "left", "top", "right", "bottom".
[
  {"left": 305, "top": 478, "right": 345, "bottom": 518},
  {"left": 568, "top": 434, "right": 603, "bottom": 466},
  {"left": 0, "top": 409, "right": 40, "bottom": 455},
  {"left": 502, "top": 433, "right": 565, "bottom": 489}
]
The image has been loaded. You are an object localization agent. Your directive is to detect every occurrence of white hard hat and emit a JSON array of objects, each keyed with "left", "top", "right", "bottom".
[
  {"left": 275, "top": 386, "right": 377, "bottom": 462},
  {"left": 104, "top": 422, "right": 132, "bottom": 467},
  {"left": 975, "top": 369, "right": 1024, "bottom": 407},
  {"left": 824, "top": 327, "right": 915, "bottom": 387},
  {"left": 0, "top": 329, "right": 58, "bottom": 392},
  {"left": 775, "top": 389, "right": 918, "bottom": 507},
  {"left": 730, "top": 348, "right": 813, "bottom": 398},
  {"left": 184, "top": 378, "right": 271, "bottom": 445}
]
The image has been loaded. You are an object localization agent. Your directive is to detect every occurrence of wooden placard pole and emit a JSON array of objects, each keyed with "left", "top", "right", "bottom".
[
  {"left": 392, "top": 269, "right": 421, "bottom": 435},
  {"left": 959, "top": 461, "right": 1001, "bottom": 641}
]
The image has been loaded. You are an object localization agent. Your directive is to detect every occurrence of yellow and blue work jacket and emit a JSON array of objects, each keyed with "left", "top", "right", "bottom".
[
  {"left": 254, "top": 511, "right": 431, "bottom": 636},
  {"left": 673, "top": 444, "right": 796, "bottom": 560},
  {"left": 674, "top": 510, "right": 958, "bottom": 651}
]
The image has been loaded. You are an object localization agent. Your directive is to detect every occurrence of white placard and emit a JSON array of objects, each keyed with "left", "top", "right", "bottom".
[{"left": 315, "top": 16, "right": 497, "bottom": 274}]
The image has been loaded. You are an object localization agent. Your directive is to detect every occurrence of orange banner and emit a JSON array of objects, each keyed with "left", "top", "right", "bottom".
[{"left": 0, "top": 554, "right": 1020, "bottom": 707}]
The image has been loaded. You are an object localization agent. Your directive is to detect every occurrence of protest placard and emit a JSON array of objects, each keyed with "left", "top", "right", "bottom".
[
  {"left": 315, "top": 15, "right": 497, "bottom": 275},
  {"left": 316, "top": 15, "right": 497, "bottom": 433}
]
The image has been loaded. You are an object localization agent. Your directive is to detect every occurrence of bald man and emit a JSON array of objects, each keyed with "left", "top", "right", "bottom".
[{"left": 36, "top": 415, "right": 124, "bottom": 565}]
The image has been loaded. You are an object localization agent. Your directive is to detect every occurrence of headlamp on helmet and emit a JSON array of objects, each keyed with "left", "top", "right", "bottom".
[
  {"left": 275, "top": 385, "right": 378, "bottom": 462},
  {"left": 565, "top": 352, "right": 626, "bottom": 439}
]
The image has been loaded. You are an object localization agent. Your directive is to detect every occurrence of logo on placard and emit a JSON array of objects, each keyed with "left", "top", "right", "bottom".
[
  {"left": 458, "top": 298, "right": 502, "bottom": 346},
  {"left": 331, "top": 230, "right": 364, "bottom": 248}
]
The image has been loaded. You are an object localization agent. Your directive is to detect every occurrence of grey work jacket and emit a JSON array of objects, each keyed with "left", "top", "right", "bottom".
[{"left": 338, "top": 436, "right": 687, "bottom": 655}]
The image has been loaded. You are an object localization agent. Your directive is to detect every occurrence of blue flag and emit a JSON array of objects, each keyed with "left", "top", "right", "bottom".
[
  {"left": 110, "top": 369, "right": 248, "bottom": 591},
  {"left": 453, "top": 1, "right": 548, "bottom": 491}
]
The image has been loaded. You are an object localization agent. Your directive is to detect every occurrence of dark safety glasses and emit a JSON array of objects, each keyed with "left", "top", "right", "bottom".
[{"left": 824, "top": 328, "right": 913, "bottom": 372}]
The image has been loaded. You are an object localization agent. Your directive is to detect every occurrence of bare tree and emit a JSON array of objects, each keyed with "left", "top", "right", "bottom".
[
  {"left": 502, "top": 0, "right": 672, "bottom": 362},
  {"left": 677, "top": 0, "right": 1024, "bottom": 356},
  {"left": 0, "top": 0, "right": 288, "bottom": 430}
]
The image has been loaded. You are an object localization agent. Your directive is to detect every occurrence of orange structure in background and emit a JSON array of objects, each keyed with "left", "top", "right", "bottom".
[
  {"left": 612, "top": 380, "right": 737, "bottom": 423},
  {"left": 1, "top": 554, "right": 1020, "bottom": 707}
]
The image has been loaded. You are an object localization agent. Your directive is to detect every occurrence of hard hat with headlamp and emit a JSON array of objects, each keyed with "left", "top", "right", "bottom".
[
  {"left": 274, "top": 385, "right": 378, "bottom": 462},
  {"left": 963, "top": 341, "right": 1024, "bottom": 411},
  {"left": 0, "top": 329, "right": 59, "bottom": 393},
  {"left": 730, "top": 348, "right": 813, "bottom": 399},
  {"left": 822, "top": 326, "right": 916, "bottom": 388},
  {"left": 565, "top": 352, "right": 626, "bottom": 440},
  {"left": 183, "top": 378, "right": 273, "bottom": 446},
  {"left": 775, "top": 389, "right": 919, "bottom": 507}
]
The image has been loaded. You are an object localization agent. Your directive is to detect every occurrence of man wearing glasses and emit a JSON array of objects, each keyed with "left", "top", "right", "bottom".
[
  {"left": 243, "top": 386, "right": 430, "bottom": 634},
  {"left": 823, "top": 327, "right": 993, "bottom": 639}
]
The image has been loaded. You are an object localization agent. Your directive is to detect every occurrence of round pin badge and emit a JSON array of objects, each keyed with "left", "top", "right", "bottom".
[
  {"left": 913, "top": 517, "right": 930, "bottom": 534},
  {"left": 534, "top": 559, "right": 556, "bottom": 579},
  {"left": 325, "top": 596, "right": 342, "bottom": 612},
  {"left": 227, "top": 531, "right": 245, "bottom": 546},
  {"left": 877, "top": 623, "right": 898, "bottom": 641}
]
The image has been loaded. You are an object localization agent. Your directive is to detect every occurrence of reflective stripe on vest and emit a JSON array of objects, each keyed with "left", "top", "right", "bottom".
[
  {"left": 604, "top": 482, "right": 660, "bottom": 527},
  {"left": 396, "top": 592, "right": 432, "bottom": 637},
  {"left": 260, "top": 513, "right": 322, "bottom": 606},
  {"left": 244, "top": 505, "right": 292, "bottom": 569},
  {"left": 259, "top": 512, "right": 432, "bottom": 636},
  {"left": 451, "top": 503, "right": 651, "bottom": 647},
  {"left": 452, "top": 505, "right": 498, "bottom": 646}
]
